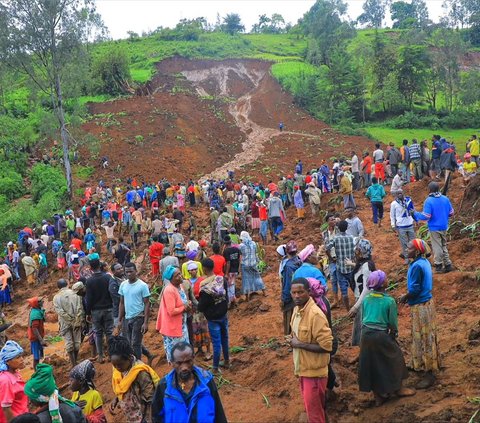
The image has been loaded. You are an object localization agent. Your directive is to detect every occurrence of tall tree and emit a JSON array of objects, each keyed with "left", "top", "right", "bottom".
[
  {"left": 397, "top": 45, "right": 429, "bottom": 108},
  {"left": 302, "top": 0, "right": 355, "bottom": 65},
  {"left": 391, "top": 0, "right": 429, "bottom": 28},
  {"left": 357, "top": 0, "right": 389, "bottom": 28},
  {"left": 0, "top": 0, "right": 102, "bottom": 197},
  {"left": 221, "top": 13, "right": 245, "bottom": 35}
]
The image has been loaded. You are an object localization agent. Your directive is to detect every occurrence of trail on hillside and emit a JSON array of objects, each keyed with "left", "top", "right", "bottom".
[{"left": 181, "top": 63, "right": 323, "bottom": 181}]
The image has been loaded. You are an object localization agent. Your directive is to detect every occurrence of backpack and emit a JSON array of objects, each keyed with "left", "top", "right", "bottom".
[{"left": 134, "top": 192, "right": 142, "bottom": 203}]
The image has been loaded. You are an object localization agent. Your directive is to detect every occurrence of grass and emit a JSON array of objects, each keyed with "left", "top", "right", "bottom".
[
  {"left": 73, "top": 165, "right": 95, "bottom": 180},
  {"left": 92, "top": 32, "right": 307, "bottom": 85},
  {"left": 364, "top": 126, "right": 478, "bottom": 154}
]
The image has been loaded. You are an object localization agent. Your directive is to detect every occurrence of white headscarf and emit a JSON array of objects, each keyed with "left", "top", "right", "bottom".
[{"left": 240, "top": 231, "right": 252, "bottom": 243}]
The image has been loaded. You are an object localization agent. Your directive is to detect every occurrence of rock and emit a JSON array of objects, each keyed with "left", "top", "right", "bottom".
[
  {"left": 468, "top": 322, "right": 480, "bottom": 340},
  {"left": 259, "top": 303, "right": 270, "bottom": 312}
]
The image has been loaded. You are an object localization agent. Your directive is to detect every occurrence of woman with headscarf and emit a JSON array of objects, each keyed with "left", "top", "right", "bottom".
[
  {"left": 25, "top": 363, "right": 85, "bottom": 422},
  {"left": 399, "top": 239, "right": 440, "bottom": 390},
  {"left": 239, "top": 231, "right": 266, "bottom": 302},
  {"left": 276, "top": 244, "right": 288, "bottom": 286},
  {"left": 180, "top": 250, "right": 204, "bottom": 280},
  {"left": 358, "top": 270, "right": 415, "bottom": 406},
  {"left": 109, "top": 336, "right": 159, "bottom": 423},
  {"left": 293, "top": 186, "right": 305, "bottom": 219},
  {"left": 293, "top": 244, "right": 327, "bottom": 286},
  {"left": 155, "top": 266, "right": 191, "bottom": 362},
  {"left": 347, "top": 239, "right": 376, "bottom": 347},
  {"left": 70, "top": 360, "right": 106, "bottom": 423},
  {"left": 0, "top": 341, "right": 28, "bottom": 422},
  {"left": 186, "top": 262, "right": 211, "bottom": 359}
]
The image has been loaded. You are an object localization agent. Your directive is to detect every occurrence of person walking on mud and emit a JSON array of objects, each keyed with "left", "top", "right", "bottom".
[{"left": 279, "top": 121, "right": 284, "bottom": 132}]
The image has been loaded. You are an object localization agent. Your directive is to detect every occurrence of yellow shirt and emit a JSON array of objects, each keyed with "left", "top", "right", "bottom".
[
  {"left": 468, "top": 139, "right": 479, "bottom": 156},
  {"left": 464, "top": 161, "right": 477, "bottom": 174},
  {"left": 181, "top": 261, "right": 204, "bottom": 280},
  {"left": 72, "top": 389, "right": 103, "bottom": 416}
]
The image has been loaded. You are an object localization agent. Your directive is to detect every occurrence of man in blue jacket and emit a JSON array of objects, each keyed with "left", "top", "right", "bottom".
[
  {"left": 152, "top": 342, "right": 227, "bottom": 423},
  {"left": 414, "top": 182, "right": 454, "bottom": 273}
]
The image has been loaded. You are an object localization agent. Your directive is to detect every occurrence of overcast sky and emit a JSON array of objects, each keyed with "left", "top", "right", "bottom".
[{"left": 96, "top": 0, "right": 446, "bottom": 40}]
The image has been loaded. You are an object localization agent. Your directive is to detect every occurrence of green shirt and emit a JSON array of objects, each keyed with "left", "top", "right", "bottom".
[{"left": 361, "top": 292, "right": 398, "bottom": 331}]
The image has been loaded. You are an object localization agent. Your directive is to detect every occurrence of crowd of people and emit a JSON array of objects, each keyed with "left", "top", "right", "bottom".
[{"left": 0, "top": 131, "right": 475, "bottom": 423}]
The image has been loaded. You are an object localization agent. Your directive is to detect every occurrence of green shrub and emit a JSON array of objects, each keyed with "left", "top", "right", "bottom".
[
  {"left": 92, "top": 49, "right": 131, "bottom": 95},
  {"left": 29, "top": 164, "right": 67, "bottom": 202},
  {"left": 0, "top": 168, "right": 24, "bottom": 200}
]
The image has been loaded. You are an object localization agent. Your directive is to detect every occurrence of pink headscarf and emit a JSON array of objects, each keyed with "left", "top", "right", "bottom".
[
  {"left": 367, "top": 270, "right": 387, "bottom": 291},
  {"left": 298, "top": 244, "right": 315, "bottom": 262},
  {"left": 306, "top": 277, "right": 327, "bottom": 315}
]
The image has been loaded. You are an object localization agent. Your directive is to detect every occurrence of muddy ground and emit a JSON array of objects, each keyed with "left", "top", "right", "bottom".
[{"left": 7, "top": 58, "right": 479, "bottom": 422}]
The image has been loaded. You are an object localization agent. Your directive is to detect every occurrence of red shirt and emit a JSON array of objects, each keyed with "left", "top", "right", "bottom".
[
  {"left": 305, "top": 175, "right": 312, "bottom": 184},
  {"left": 210, "top": 254, "right": 226, "bottom": 276},
  {"left": 0, "top": 372, "right": 28, "bottom": 423},
  {"left": 149, "top": 242, "right": 164, "bottom": 263},
  {"left": 362, "top": 156, "right": 373, "bottom": 174},
  {"left": 259, "top": 206, "right": 268, "bottom": 221}
]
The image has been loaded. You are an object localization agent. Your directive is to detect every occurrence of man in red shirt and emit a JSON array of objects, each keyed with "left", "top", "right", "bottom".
[
  {"left": 209, "top": 242, "right": 226, "bottom": 276},
  {"left": 149, "top": 236, "right": 164, "bottom": 277},
  {"left": 362, "top": 151, "right": 373, "bottom": 188}
]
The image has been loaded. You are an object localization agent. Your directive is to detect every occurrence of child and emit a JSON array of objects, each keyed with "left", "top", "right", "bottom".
[
  {"left": 70, "top": 360, "right": 107, "bottom": 423},
  {"left": 27, "top": 297, "right": 46, "bottom": 370}
]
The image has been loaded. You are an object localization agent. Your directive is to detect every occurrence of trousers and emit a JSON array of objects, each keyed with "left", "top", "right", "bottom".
[
  {"left": 207, "top": 316, "right": 229, "bottom": 369},
  {"left": 91, "top": 308, "right": 114, "bottom": 358},
  {"left": 123, "top": 315, "right": 145, "bottom": 359},
  {"left": 430, "top": 230, "right": 451, "bottom": 266},
  {"left": 299, "top": 376, "right": 327, "bottom": 423}
]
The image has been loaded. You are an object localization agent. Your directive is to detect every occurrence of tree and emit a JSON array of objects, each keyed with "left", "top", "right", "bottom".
[
  {"left": 429, "top": 28, "right": 465, "bottom": 111},
  {"left": 390, "top": 0, "right": 429, "bottom": 28},
  {"left": 221, "top": 13, "right": 245, "bottom": 35},
  {"left": 357, "top": 0, "right": 389, "bottom": 28},
  {"left": 0, "top": 0, "right": 102, "bottom": 197},
  {"left": 252, "top": 13, "right": 286, "bottom": 34},
  {"left": 459, "top": 71, "right": 480, "bottom": 109},
  {"left": 92, "top": 49, "right": 131, "bottom": 95},
  {"left": 397, "top": 45, "right": 429, "bottom": 108},
  {"left": 302, "top": 0, "right": 355, "bottom": 65}
]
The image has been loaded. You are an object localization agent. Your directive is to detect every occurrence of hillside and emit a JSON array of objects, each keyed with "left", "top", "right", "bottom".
[{"left": 5, "top": 56, "right": 479, "bottom": 423}]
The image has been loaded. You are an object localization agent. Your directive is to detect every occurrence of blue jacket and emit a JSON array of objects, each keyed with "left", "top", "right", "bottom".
[
  {"left": 414, "top": 193, "right": 453, "bottom": 231},
  {"left": 407, "top": 257, "right": 433, "bottom": 305},
  {"left": 281, "top": 256, "right": 302, "bottom": 304},
  {"left": 152, "top": 366, "right": 227, "bottom": 423}
]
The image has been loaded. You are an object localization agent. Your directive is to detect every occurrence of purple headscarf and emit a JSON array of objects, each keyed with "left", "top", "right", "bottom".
[
  {"left": 367, "top": 270, "right": 387, "bottom": 291},
  {"left": 186, "top": 250, "right": 197, "bottom": 260},
  {"left": 306, "top": 277, "right": 327, "bottom": 315}
]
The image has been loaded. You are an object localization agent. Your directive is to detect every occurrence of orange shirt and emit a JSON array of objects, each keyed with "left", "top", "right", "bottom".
[
  {"left": 71, "top": 238, "right": 82, "bottom": 251},
  {"left": 259, "top": 206, "right": 268, "bottom": 221},
  {"left": 362, "top": 156, "right": 373, "bottom": 174}
]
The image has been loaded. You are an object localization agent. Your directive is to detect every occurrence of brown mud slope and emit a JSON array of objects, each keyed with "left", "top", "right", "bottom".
[
  {"left": 8, "top": 58, "right": 477, "bottom": 422},
  {"left": 81, "top": 58, "right": 374, "bottom": 185}
]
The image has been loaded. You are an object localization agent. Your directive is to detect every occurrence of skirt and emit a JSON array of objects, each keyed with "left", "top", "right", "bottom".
[
  {"left": 351, "top": 307, "right": 363, "bottom": 347},
  {"left": 192, "top": 311, "right": 210, "bottom": 349},
  {"left": 410, "top": 300, "right": 441, "bottom": 372},
  {"left": 358, "top": 328, "right": 408, "bottom": 395},
  {"left": 241, "top": 265, "right": 265, "bottom": 294},
  {"left": 251, "top": 217, "right": 260, "bottom": 230},
  {"left": 0, "top": 287, "right": 11, "bottom": 306}
]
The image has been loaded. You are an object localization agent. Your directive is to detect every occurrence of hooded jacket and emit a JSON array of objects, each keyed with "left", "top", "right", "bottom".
[{"left": 152, "top": 366, "right": 227, "bottom": 423}]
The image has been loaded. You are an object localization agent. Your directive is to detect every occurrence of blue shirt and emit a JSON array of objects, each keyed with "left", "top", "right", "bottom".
[
  {"left": 118, "top": 279, "right": 150, "bottom": 319},
  {"left": 431, "top": 141, "right": 441, "bottom": 159},
  {"left": 293, "top": 263, "right": 327, "bottom": 286},
  {"left": 415, "top": 194, "right": 453, "bottom": 231},
  {"left": 407, "top": 257, "right": 432, "bottom": 305}
]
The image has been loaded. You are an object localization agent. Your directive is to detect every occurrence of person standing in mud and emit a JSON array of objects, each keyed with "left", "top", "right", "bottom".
[
  {"left": 85, "top": 257, "right": 114, "bottom": 364},
  {"left": 279, "top": 121, "right": 284, "bottom": 132},
  {"left": 414, "top": 182, "right": 454, "bottom": 273},
  {"left": 281, "top": 241, "right": 302, "bottom": 335},
  {"left": 399, "top": 239, "right": 440, "bottom": 390},
  {"left": 286, "top": 278, "right": 333, "bottom": 423},
  {"left": 53, "top": 279, "right": 84, "bottom": 367}
]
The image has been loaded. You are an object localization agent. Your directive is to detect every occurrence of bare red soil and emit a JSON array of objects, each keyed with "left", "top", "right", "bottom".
[{"left": 7, "top": 58, "right": 479, "bottom": 422}]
